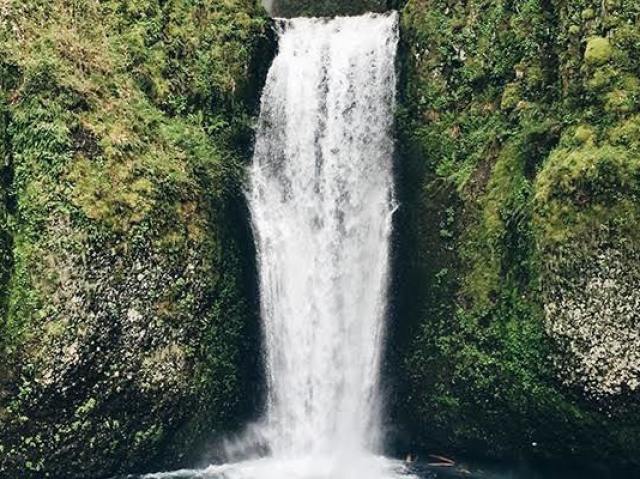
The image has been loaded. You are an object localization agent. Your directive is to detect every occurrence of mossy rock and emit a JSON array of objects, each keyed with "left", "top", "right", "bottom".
[
  {"left": 0, "top": 1, "right": 271, "bottom": 477},
  {"left": 534, "top": 143, "right": 640, "bottom": 244},
  {"left": 395, "top": 0, "right": 640, "bottom": 472},
  {"left": 585, "top": 36, "right": 614, "bottom": 66}
]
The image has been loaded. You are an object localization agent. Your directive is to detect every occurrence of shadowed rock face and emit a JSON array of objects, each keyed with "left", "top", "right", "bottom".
[{"left": 265, "top": 0, "right": 389, "bottom": 17}]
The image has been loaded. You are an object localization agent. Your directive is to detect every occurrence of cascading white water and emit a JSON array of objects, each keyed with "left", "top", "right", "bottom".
[
  {"left": 248, "top": 12, "right": 398, "bottom": 460},
  {"left": 144, "top": 12, "right": 412, "bottom": 479}
]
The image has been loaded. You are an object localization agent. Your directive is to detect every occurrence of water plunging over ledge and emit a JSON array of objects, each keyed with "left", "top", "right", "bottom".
[
  {"left": 143, "top": 12, "right": 410, "bottom": 479},
  {"left": 250, "top": 11, "right": 398, "bottom": 459}
]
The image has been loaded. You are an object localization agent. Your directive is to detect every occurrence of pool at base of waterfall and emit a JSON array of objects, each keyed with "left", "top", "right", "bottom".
[
  {"left": 135, "top": 455, "right": 413, "bottom": 479},
  {"left": 121, "top": 454, "right": 621, "bottom": 479}
]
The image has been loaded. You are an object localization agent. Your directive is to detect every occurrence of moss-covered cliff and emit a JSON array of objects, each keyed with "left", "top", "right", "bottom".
[
  {"left": 1, "top": 0, "right": 639, "bottom": 475},
  {"left": 393, "top": 0, "right": 640, "bottom": 471},
  {"left": 0, "top": 1, "right": 271, "bottom": 477}
]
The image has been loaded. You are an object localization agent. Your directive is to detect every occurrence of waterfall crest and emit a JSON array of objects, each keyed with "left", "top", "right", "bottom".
[{"left": 249, "top": 12, "right": 398, "bottom": 460}]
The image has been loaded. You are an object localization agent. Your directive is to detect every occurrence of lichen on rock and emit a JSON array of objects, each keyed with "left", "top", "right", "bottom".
[{"left": 543, "top": 240, "right": 640, "bottom": 397}]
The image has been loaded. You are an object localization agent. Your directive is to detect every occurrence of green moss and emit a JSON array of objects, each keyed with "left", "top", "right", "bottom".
[
  {"left": 397, "top": 0, "right": 640, "bottom": 470},
  {"left": 586, "top": 65, "right": 618, "bottom": 92},
  {"left": 609, "top": 114, "right": 640, "bottom": 150},
  {"left": 605, "top": 89, "right": 634, "bottom": 113},
  {"left": 585, "top": 36, "right": 613, "bottom": 66},
  {"left": 581, "top": 8, "right": 596, "bottom": 21},
  {"left": 75, "top": 398, "right": 97, "bottom": 418},
  {"left": 500, "top": 83, "right": 521, "bottom": 111},
  {"left": 574, "top": 125, "right": 596, "bottom": 144},
  {"left": 535, "top": 143, "right": 640, "bottom": 245},
  {"left": 0, "top": 0, "right": 270, "bottom": 477}
]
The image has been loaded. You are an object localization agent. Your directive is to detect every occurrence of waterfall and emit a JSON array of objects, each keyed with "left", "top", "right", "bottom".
[
  {"left": 248, "top": 12, "right": 398, "bottom": 459},
  {"left": 144, "top": 12, "right": 410, "bottom": 479}
]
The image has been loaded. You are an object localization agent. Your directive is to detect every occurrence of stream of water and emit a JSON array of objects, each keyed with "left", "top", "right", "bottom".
[{"left": 247, "top": 12, "right": 398, "bottom": 461}]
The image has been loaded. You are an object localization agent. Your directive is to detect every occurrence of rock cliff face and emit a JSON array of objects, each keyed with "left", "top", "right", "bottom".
[
  {"left": 0, "top": 1, "right": 271, "bottom": 477},
  {"left": 266, "top": 0, "right": 389, "bottom": 17},
  {"left": 393, "top": 0, "right": 640, "bottom": 470}
]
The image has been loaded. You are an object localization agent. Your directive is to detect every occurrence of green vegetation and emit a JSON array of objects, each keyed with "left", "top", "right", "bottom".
[
  {"left": 0, "top": 1, "right": 271, "bottom": 477},
  {"left": 395, "top": 0, "right": 640, "bottom": 470},
  {"left": 1, "top": 0, "right": 639, "bottom": 475}
]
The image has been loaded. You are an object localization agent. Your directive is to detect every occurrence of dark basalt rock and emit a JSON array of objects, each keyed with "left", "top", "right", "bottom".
[{"left": 267, "top": 0, "right": 391, "bottom": 18}]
